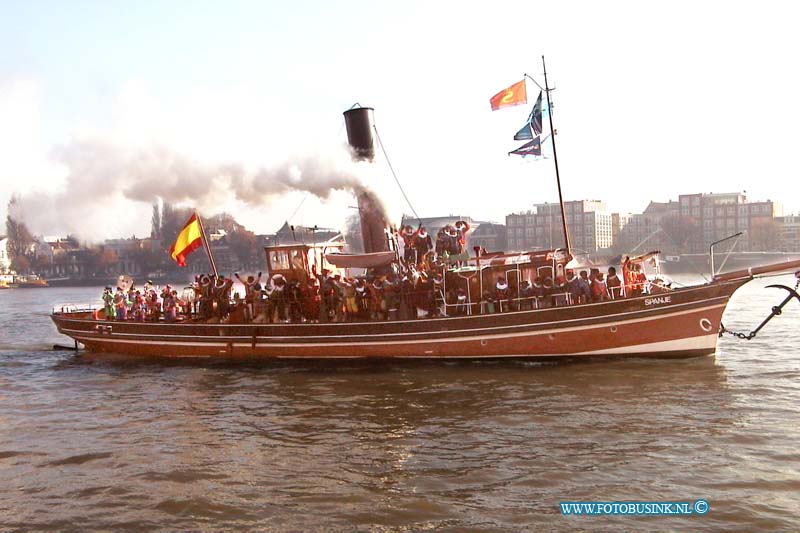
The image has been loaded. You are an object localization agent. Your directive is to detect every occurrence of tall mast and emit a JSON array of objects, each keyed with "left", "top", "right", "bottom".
[
  {"left": 195, "top": 210, "right": 219, "bottom": 278},
  {"left": 542, "top": 55, "right": 571, "bottom": 256}
]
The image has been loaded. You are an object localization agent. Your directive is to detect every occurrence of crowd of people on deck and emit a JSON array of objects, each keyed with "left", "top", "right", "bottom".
[
  {"left": 399, "top": 221, "right": 471, "bottom": 267},
  {"left": 99, "top": 219, "right": 670, "bottom": 325}
]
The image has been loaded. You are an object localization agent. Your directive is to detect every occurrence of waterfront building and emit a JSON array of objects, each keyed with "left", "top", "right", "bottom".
[
  {"left": 616, "top": 201, "right": 680, "bottom": 254},
  {"left": 0, "top": 236, "right": 10, "bottom": 273},
  {"left": 678, "top": 192, "right": 783, "bottom": 252},
  {"left": 778, "top": 215, "right": 800, "bottom": 252},
  {"left": 506, "top": 200, "right": 614, "bottom": 253},
  {"left": 469, "top": 222, "right": 507, "bottom": 252},
  {"left": 611, "top": 213, "right": 633, "bottom": 249}
]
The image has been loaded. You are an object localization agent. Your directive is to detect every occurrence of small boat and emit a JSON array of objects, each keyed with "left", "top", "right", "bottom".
[
  {"left": 50, "top": 59, "right": 800, "bottom": 360},
  {"left": 11, "top": 274, "right": 49, "bottom": 288}
]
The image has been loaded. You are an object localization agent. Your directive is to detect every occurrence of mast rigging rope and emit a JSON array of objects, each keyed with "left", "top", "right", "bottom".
[{"left": 373, "top": 124, "right": 422, "bottom": 226}]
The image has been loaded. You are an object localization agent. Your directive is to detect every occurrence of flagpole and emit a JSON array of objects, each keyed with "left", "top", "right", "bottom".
[
  {"left": 541, "top": 55, "right": 572, "bottom": 257},
  {"left": 195, "top": 210, "right": 219, "bottom": 278}
]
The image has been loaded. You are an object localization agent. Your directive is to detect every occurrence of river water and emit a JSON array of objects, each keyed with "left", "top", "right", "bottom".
[{"left": 0, "top": 275, "right": 798, "bottom": 531}]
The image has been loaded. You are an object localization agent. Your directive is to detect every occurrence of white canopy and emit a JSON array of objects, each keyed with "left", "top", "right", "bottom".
[{"left": 324, "top": 251, "right": 396, "bottom": 269}]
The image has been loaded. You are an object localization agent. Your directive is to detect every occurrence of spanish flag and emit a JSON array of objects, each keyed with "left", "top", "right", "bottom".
[
  {"left": 490, "top": 79, "right": 527, "bottom": 111},
  {"left": 169, "top": 213, "right": 203, "bottom": 267}
]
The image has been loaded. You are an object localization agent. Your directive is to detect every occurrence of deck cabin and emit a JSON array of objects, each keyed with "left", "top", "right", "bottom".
[
  {"left": 264, "top": 242, "right": 346, "bottom": 285},
  {"left": 440, "top": 248, "right": 572, "bottom": 314},
  {"left": 265, "top": 235, "right": 573, "bottom": 317}
]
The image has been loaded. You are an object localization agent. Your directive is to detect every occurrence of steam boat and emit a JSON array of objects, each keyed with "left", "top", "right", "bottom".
[
  {"left": 50, "top": 60, "right": 800, "bottom": 360},
  {"left": 49, "top": 252, "right": 800, "bottom": 359}
]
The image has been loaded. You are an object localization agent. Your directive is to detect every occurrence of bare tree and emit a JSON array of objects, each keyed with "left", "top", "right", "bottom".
[
  {"left": 661, "top": 215, "right": 701, "bottom": 254},
  {"left": 11, "top": 255, "right": 31, "bottom": 274},
  {"left": 5, "top": 196, "right": 34, "bottom": 267},
  {"left": 151, "top": 202, "right": 162, "bottom": 239},
  {"left": 226, "top": 228, "right": 259, "bottom": 269}
]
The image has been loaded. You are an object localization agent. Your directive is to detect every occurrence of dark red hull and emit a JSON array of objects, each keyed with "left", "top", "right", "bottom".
[{"left": 51, "top": 279, "right": 750, "bottom": 360}]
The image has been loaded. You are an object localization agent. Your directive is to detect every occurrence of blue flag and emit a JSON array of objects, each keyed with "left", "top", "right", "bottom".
[
  {"left": 514, "top": 123, "right": 533, "bottom": 141},
  {"left": 531, "top": 91, "right": 543, "bottom": 135},
  {"left": 509, "top": 136, "right": 541, "bottom": 157},
  {"left": 512, "top": 91, "right": 543, "bottom": 140}
]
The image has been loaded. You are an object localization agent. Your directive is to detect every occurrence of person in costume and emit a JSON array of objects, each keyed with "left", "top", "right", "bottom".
[
  {"left": 592, "top": 272, "right": 609, "bottom": 302},
  {"left": 235, "top": 271, "right": 263, "bottom": 322},
  {"left": 495, "top": 276, "right": 510, "bottom": 312},
  {"left": 541, "top": 276, "right": 555, "bottom": 308},
  {"left": 369, "top": 278, "right": 386, "bottom": 321},
  {"left": 566, "top": 269, "right": 580, "bottom": 305},
  {"left": 132, "top": 290, "right": 146, "bottom": 321},
  {"left": 354, "top": 279, "right": 370, "bottom": 320},
  {"left": 286, "top": 280, "right": 304, "bottom": 323},
  {"left": 146, "top": 288, "right": 159, "bottom": 321},
  {"left": 518, "top": 280, "right": 533, "bottom": 310},
  {"left": 269, "top": 275, "right": 287, "bottom": 322},
  {"left": 606, "top": 266, "right": 624, "bottom": 299},
  {"left": 213, "top": 275, "right": 234, "bottom": 320},
  {"left": 114, "top": 287, "right": 127, "bottom": 320},
  {"left": 436, "top": 226, "right": 456, "bottom": 264},
  {"left": 303, "top": 277, "right": 320, "bottom": 323},
  {"left": 574, "top": 270, "right": 592, "bottom": 304},
  {"left": 455, "top": 220, "right": 471, "bottom": 254},
  {"left": 162, "top": 290, "right": 176, "bottom": 322},
  {"left": 622, "top": 257, "right": 647, "bottom": 297},
  {"left": 400, "top": 225, "right": 417, "bottom": 264},
  {"left": 198, "top": 275, "right": 213, "bottom": 319},
  {"left": 102, "top": 287, "right": 114, "bottom": 320},
  {"left": 414, "top": 226, "right": 433, "bottom": 266},
  {"left": 319, "top": 273, "right": 341, "bottom": 323}
]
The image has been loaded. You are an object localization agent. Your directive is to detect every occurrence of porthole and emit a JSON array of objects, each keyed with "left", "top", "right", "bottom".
[{"left": 699, "top": 318, "right": 713, "bottom": 332}]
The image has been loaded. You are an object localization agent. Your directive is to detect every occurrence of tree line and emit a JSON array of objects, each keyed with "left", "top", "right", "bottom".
[{"left": 3, "top": 198, "right": 266, "bottom": 277}]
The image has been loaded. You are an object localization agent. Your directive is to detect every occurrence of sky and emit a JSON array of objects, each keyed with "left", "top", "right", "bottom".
[{"left": 1, "top": 0, "right": 799, "bottom": 242}]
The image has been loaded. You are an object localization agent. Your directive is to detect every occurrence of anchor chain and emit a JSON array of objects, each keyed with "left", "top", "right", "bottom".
[
  {"left": 718, "top": 323, "right": 756, "bottom": 340},
  {"left": 719, "top": 274, "right": 800, "bottom": 341}
]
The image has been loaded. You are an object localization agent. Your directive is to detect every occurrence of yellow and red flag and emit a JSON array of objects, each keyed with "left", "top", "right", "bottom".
[
  {"left": 489, "top": 79, "right": 527, "bottom": 111},
  {"left": 169, "top": 213, "right": 203, "bottom": 267}
]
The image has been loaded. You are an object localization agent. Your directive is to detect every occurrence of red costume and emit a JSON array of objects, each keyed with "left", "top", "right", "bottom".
[{"left": 456, "top": 221, "right": 470, "bottom": 249}]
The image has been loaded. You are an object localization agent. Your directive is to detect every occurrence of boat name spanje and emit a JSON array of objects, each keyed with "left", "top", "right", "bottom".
[{"left": 645, "top": 296, "right": 672, "bottom": 306}]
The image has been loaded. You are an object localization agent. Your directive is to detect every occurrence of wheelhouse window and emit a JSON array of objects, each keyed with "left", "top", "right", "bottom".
[{"left": 269, "top": 250, "right": 290, "bottom": 270}]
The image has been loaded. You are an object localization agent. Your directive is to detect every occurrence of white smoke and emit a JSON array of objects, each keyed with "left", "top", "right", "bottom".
[
  {"left": 1, "top": 78, "right": 406, "bottom": 241},
  {"left": 12, "top": 136, "right": 400, "bottom": 241}
]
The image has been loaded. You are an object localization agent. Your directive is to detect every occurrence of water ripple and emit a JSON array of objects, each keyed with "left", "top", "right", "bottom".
[{"left": 0, "top": 278, "right": 798, "bottom": 529}]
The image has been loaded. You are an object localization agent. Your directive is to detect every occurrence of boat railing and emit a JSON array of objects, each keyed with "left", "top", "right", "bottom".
[
  {"left": 441, "top": 291, "right": 575, "bottom": 315},
  {"left": 52, "top": 303, "right": 102, "bottom": 315},
  {"left": 710, "top": 232, "right": 744, "bottom": 278}
]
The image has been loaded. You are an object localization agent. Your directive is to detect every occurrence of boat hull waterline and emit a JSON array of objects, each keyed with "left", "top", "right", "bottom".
[{"left": 51, "top": 279, "right": 748, "bottom": 360}]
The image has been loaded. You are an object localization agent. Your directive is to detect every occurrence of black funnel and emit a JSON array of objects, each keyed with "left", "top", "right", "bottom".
[
  {"left": 343, "top": 106, "right": 375, "bottom": 162},
  {"left": 355, "top": 188, "right": 390, "bottom": 254}
]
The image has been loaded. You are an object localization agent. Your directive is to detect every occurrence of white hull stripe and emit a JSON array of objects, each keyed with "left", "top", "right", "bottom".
[{"left": 574, "top": 334, "right": 718, "bottom": 355}]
